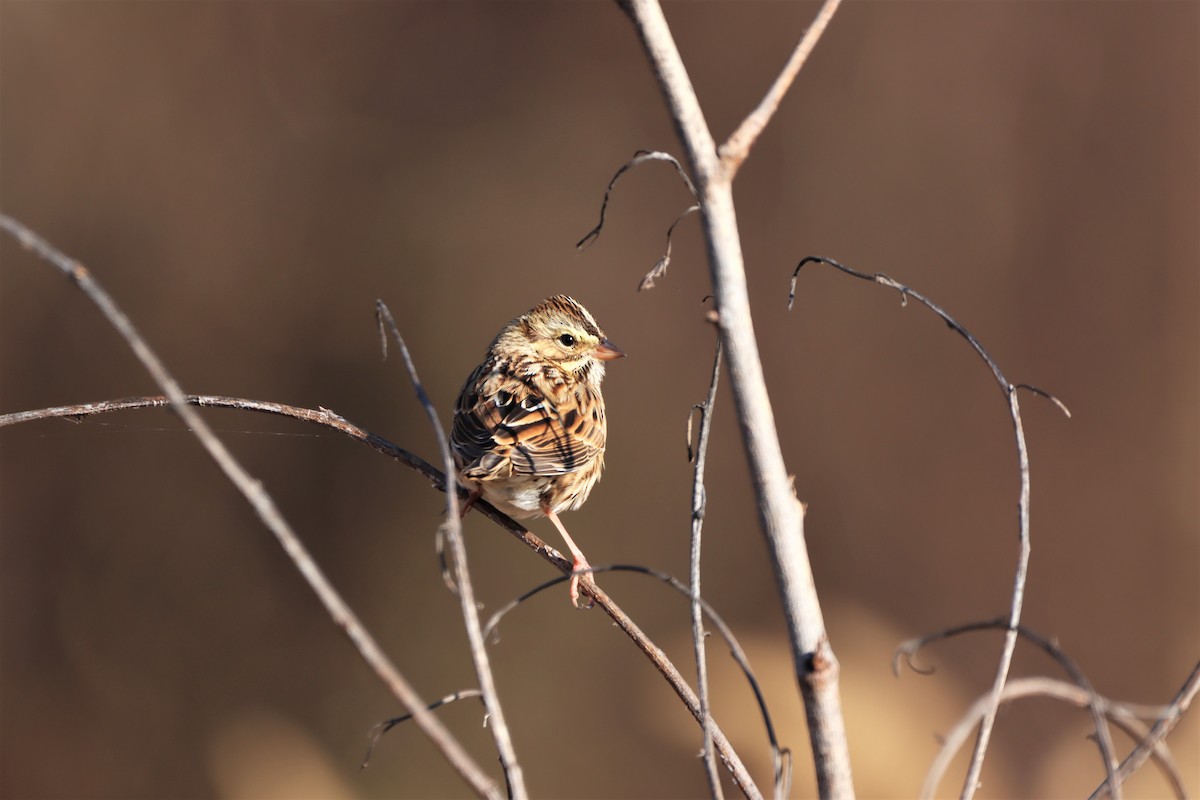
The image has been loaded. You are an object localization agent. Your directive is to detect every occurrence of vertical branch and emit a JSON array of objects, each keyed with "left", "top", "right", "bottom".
[
  {"left": 689, "top": 335, "right": 724, "bottom": 799},
  {"left": 616, "top": 3, "right": 854, "bottom": 796},
  {"left": 959, "top": 389, "right": 1033, "bottom": 799},
  {"left": 0, "top": 215, "right": 502, "bottom": 799},
  {"left": 376, "top": 302, "right": 527, "bottom": 800}
]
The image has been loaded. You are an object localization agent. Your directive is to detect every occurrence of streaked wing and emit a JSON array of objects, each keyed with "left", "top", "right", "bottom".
[{"left": 452, "top": 364, "right": 603, "bottom": 480}]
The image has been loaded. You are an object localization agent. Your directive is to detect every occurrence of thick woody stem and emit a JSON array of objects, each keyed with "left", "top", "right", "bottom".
[{"left": 617, "top": 2, "right": 854, "bottom": 796}]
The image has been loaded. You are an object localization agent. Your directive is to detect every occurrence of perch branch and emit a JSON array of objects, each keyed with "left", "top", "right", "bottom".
[
  {"left": 616, "top": 4, "right": 853, "bottom": 795},
  {"left": 0, "top": 393, "right": 762, "bottom": 799},
  {"left": 375, "top": 302, "right": 526, "bottom": 800},
  {"left": 0, "top": 215, "right": 501, "bottom": 799}
]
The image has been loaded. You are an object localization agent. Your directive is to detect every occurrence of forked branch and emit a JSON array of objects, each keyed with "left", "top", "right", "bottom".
[{"left": 614, "top": 2, "right": 852, "bottom": 795}]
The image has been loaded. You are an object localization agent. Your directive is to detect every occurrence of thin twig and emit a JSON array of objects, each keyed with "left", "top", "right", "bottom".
[
  {"left": 791, "top": 256, "right": 1071, "bottom": 799},
  {"left": 0, "top": 392, "right": 763, "bottom": 799},
  {"left": 639, "top": 204, "right": 701, "bottom": 291},
  {"left": 618, "top": 4, "right": 855, "bottom": 795},
  {"left": 363, "top": 689, "right": 485, "bottom": 769},
  {"left": 375, "top": 301, "right": 526, "bottom": 800},
  {"left": 0, "top": 215, "right": 502, "bottom": 800},
  {"left": 1089, "top": 660, "right": 1200, "bottom": 800},
  {"left": 924, "top": 677, "right": 1183, "bottom": 800},
  {"left": 689, "top": 337, "right": 725, "bottom": 800},
  {"left": 718, "top": 0, "right": 843, "bottom": 177},
  {"left": 895, "top": 619, "right": 1119, "bottom": 797}
]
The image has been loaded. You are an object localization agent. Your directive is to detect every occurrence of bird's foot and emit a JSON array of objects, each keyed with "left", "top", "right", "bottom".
[{"left": 569, "top": 557, "right": 596, "bottom": 609}]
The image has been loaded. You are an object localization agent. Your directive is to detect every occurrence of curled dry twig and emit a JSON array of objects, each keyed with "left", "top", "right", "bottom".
[
  {"left": 790, "top": 255, "right": 1071, "bottom": 799},
  {"left": 639, "top": 204, "right": 701, "bottom": 291},
  {"left": 0, "top": 392, "right": 763, "bottom": 800},
  {"left": 0, "top": 215, "right": 503, "bottom": 800},
  {"left": 576, "top": 150, "right": 701, "bottom": 292},
  {"left": 375, "top": 301, "right": 527, "bottom": 800},
  {"left": 576, "top": 150, "right": 698, "bottom": 250}
]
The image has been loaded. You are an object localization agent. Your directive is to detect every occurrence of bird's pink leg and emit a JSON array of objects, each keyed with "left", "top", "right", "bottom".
[
  {"left": 544, "top": 507, "right": 594, "bottom": 608},
  {"left": 459, "top": 487, "right": 482, "bottom": 519}
]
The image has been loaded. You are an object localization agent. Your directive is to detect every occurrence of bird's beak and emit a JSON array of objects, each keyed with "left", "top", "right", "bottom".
[{"left": 594, "top": 338, "right": 626, "bottom": 361}]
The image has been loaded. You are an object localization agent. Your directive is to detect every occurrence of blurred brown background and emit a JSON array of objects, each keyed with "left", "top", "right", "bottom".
[{"left": 1, "top": 2, "right": 1196, "bottom": 798}]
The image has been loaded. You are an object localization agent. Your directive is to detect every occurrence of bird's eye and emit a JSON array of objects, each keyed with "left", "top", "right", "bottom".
[{"left": 558, "top": 333, "right": 576, "bottom": 347}]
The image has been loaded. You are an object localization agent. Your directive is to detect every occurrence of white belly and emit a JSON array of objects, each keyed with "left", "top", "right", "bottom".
[{"left": 476, "top": 475, "right": 552, "bottom": 519}]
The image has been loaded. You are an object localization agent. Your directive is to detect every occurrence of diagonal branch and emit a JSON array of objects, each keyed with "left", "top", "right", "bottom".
[
  {"left": 375, "top": 302, "right": 527, "bottom": 800},
  {"left": 0, "top": 215, "right": 503, "bottom": 799},
  {"left": 719, "top": 0, "right": 843, "bottom": 177}
]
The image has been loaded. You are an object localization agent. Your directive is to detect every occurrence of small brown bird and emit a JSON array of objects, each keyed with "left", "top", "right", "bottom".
[{"left": 451, "top": 296, "right": 624, "bottom": 607}]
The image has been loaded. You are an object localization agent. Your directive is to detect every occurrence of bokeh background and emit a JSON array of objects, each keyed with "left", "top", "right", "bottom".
[{"left": 2, "top": 2, "right": 1196, "bottom": 798}]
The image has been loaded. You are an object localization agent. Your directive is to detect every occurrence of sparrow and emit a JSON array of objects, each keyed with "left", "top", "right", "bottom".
[{"left": 451, "top": 295, "right": 624, "bottom": 607}]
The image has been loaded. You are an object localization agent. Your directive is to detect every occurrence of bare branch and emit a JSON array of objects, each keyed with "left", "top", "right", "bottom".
[
  {"left": 924, "top": 677, "right": 1184, "bottom": 800},
  {"left": 1089, "top": 660, "right": 1200, "bottom": 800},
  {"left": 1014, "top": 383, "right": 1073, "bottom": 418},
  {"left": 791, "top": 255, "right": 1072, "bottom": 798},
  {"left": 618, "top": 4, "right": 854, "bottom": 796},
  {"left": 376, "top": 301, "right": 527, "bottom": 800},
  {"left": 1, "top": 392, "right": 763, "bottom": 798},
  {"left": 719, "top": 0, "right": 843, "bottom": 177},
  {"left": 895, "top": 619, "right": 1119, "bottom": 797},
  {"left": 0, "top": 215, "right": 502, "bottom": 800}
]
